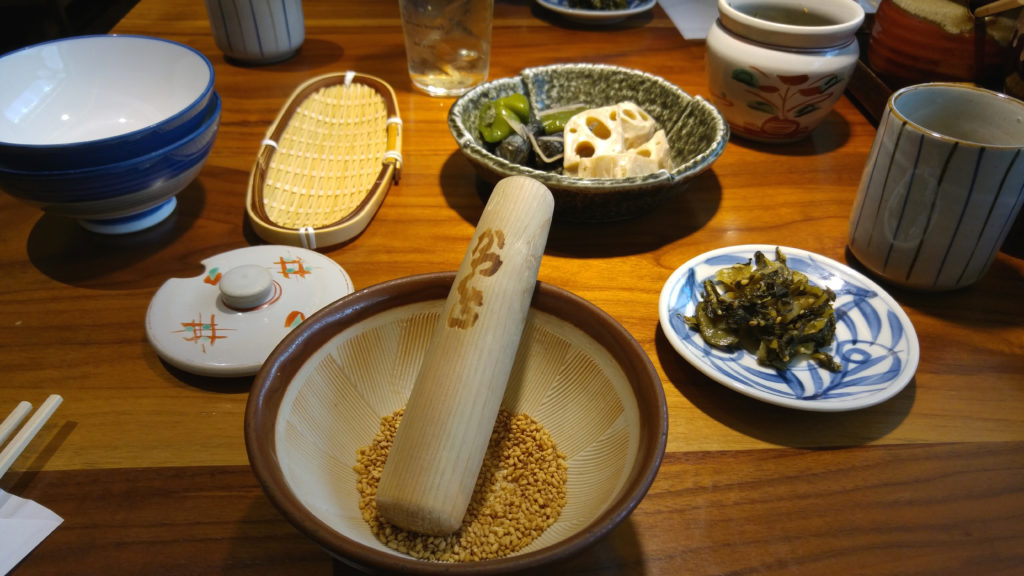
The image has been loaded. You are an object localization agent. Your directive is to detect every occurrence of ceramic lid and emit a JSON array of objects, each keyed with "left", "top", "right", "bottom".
[{"left": 146, "top": 245, "right": 354, "bottom": 377}]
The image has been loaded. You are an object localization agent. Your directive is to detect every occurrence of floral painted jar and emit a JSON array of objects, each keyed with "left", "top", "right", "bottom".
[{"left": 706, "top": 0, "right": 865, "bottom": 143}]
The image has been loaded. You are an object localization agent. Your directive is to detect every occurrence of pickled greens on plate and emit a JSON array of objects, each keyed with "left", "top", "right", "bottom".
[{"left": 683, "top": 247, "right": 842, "bottom": 372}]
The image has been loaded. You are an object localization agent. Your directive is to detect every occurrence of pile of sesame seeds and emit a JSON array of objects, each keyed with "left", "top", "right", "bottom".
[{"left": 354, "top": 408, "right": 568, "bottom": 562}]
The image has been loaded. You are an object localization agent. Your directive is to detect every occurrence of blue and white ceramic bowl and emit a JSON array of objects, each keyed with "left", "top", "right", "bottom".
[
  {"left": 0, "top": 92, "right": 221, "bottom": 234},
  {"left": 659, "top": 245, "right": 920, "bottom": 412},
  {"left": 0, "top": 35, "right": 214, "bottom": 171}
]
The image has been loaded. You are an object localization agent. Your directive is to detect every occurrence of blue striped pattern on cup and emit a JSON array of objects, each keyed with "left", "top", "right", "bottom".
[
  {"left": 205, "top": 0, "right": 304, "bottom": 65},
  {"left": 848, "top": 83, "right": 1024, "bottom": 291}
]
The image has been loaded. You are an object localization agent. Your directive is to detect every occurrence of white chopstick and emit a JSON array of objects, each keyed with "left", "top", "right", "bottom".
[
  {"left": 0, "top": 401, "right": 32, "bottom": 446},
  {"left": 0, "top": 394, "right": 63, "bottom": 479},
  {"left": 975, "top": 0, "right": 1024, "bottom": 18}
]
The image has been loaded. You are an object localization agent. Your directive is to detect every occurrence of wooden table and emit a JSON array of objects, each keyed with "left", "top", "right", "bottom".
[{"left": 3, "top": 1, "right": 1023, "bottom": 574}]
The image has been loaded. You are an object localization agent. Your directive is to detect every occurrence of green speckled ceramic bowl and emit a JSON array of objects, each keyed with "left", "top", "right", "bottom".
[{"left": 448, "top": 63, "right": 729, "bottom": 221}]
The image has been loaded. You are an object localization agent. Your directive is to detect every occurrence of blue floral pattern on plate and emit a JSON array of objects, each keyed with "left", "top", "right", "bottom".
[{"left": 658, "top": 245, "right": 920, "bottom": 411}]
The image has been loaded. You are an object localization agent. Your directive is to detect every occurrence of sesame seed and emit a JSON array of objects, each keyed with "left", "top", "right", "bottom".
[{"left": 354, "top": 408, "right": 568, "bottom": 561}]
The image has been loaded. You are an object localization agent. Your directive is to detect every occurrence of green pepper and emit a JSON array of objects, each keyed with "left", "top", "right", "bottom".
[
  {"left": 496, "top": 94, "right": 530, "bottom": 122},
  {"left": 539, "top": 106, "right": 586, "bottom": 135},
  {"left": 478, "top": 100, "right": 526, "bottom": 144},
  {"left": 478, "top": 101, "right": 511, "bottom": 143}
]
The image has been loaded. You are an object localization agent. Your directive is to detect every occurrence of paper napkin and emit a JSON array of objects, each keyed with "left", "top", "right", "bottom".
[{"left": 0, "top": 489, "right": 62, "bottom": 574}]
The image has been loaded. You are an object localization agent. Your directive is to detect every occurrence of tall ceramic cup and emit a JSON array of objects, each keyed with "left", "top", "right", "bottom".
[
  {"left": 205, "top": 0, "right": 304, "bottom": 65},
  {"left": 399, "top": 0, "right": 493, "bottom": 97},
  {"left": 848, "top": 83, "right": 1024, "bottom": 291},
  {"left": 705, "top": 0, "right": 864, "bottom": 142}
]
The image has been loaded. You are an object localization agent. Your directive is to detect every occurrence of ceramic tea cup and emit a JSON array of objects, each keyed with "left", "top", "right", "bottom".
[
  {"left": 847, "top": 82, "right": 1024, "bottom": 291},
  {"left": 705, "top": 0, "right": 864, "bottom": 142},
  {"left": 205, "top": 0, "right": 304, "bottom": 65}
]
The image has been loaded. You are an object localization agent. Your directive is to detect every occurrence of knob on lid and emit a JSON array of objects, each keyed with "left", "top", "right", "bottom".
[{"left": 220, "top": 264, "right": 275, "bottom": 310}]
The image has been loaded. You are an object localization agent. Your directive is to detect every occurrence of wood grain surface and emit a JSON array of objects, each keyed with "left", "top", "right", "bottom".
[{"left": 1, "top": 0, "right": 1023, "bottom": 574}]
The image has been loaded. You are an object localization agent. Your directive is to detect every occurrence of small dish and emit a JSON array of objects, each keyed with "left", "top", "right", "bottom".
[
  {"left": 449, "top": 63, "right": 728, "bottom": 221},
  {"left": 658, "top": 245, "right": 919, "bottom": 412},
  {"left": 535, "top": 0, "right": 656, "bottom": 24}
]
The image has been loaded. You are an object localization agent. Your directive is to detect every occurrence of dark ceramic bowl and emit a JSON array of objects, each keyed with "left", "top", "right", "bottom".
[
  {"left": 246, "top": 272, "right": 668, "bottom": 574},
  {"left": 867, "top": 0, "right": 1015, "bottom": 90},
  {"left": 448, "top": 63, "right": 729, "bottom": 222}
]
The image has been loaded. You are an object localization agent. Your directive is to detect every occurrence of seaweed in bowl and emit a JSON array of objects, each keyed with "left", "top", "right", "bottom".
[{"left": 449, "top": 63, "right": 729, "bottom": 221}]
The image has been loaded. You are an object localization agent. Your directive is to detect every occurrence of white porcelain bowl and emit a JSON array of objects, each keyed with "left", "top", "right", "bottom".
[
  {"left": 0, "top": 92, "right": 221, "bottom": 234},
  {"left": 0, "top": 35, "right": 214, "bottom": 171}
]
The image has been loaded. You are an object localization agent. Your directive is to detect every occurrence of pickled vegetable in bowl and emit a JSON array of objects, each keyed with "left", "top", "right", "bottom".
[{"left": 476, "top": 95, "right": 672, "bottom": 180}]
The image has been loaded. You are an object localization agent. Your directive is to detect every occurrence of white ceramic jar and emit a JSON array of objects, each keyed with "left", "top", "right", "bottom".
[{"left": 706, "top": 0, "right": 864, "bottom": 143}]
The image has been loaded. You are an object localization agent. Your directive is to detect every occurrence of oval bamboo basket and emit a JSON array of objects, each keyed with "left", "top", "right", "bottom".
[{"left": 247, "top": 72, "right": 402, "bottom": 249}]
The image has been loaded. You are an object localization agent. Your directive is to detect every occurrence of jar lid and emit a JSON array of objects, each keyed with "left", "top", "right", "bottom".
[
  {"left": 717, "top": 0, "right": 864, "bottom": 49},
  {"left": 146, "top": 245, "right": 354, "bottom": 377}
]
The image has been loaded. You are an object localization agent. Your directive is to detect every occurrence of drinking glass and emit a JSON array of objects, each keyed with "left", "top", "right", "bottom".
[{"left": 399, "top": 0, "right": 493, "bottom": 97}]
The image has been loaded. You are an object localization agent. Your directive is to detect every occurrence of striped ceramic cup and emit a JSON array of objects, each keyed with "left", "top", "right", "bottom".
[
  {"left": 848, "top": 82, "right": 1024, "bottom": 291},
  {"left": 205, "top": 0, "right": 304, "bottom": 65}
]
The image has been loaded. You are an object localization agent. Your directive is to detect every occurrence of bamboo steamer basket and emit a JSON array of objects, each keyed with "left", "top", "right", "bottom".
[{"left": 246, "top": 72, "right": 402, "bottom": 249}]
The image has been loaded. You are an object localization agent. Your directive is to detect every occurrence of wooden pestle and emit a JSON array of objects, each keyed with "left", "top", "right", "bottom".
[{"left": 375, "top": 175, "right": 555, "bottom": 536}]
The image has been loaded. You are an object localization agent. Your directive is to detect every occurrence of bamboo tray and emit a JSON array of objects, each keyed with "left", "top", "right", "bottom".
[{"left": 246, "top": 72, "right": 402, "bottom": 249}]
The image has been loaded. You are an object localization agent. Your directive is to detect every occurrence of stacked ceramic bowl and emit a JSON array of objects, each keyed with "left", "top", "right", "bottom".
[{"left": 0, "top": 35, "right": 219, "bottom": 234}]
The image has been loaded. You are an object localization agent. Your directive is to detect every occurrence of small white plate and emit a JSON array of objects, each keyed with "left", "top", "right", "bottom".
[
  {"left": 536, "top": 0, "right": 657, "bottom": 24},
  {"left": 659, "top": 245, "right": 919, "bottom": 412}
]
